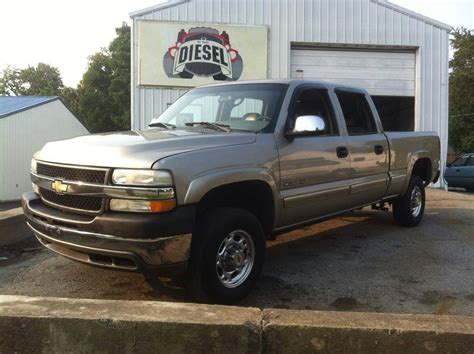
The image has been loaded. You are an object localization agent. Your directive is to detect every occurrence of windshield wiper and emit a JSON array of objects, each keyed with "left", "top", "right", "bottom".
[
  {"left": 148, "top": 122, "right": 176, "bottom": 129},
  {"left": 185, "top": 122, "right": 231, "bottom": 132}
]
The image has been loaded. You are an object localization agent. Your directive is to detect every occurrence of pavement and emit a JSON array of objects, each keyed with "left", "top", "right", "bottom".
[{"left": 1, "top": 189, "right": 473, "bottom": 316}]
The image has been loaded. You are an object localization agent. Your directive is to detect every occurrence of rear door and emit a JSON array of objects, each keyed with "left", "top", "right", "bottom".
[
  {"left": 461, "top": 156, "right": 474, "bottom": 189},
  {"left": 334, "top": 89, "right": 389, "bottom": 207}
]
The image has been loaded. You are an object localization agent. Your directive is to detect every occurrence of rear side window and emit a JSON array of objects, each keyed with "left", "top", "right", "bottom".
[
  {"left": 336, "top": 91, "right": 378, "bottom": 135},
  {"left": 466, "top": 157, "right": 474, "bottom": 167}
]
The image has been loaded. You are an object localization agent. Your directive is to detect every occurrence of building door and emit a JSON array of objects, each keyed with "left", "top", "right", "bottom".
[{"left": 290, "top": 46, "right": 416, "bottom": 132}]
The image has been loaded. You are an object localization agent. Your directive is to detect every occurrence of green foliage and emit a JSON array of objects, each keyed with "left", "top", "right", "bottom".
[
  {"left": 60, "top": 86, "right": 80, "bottom": 116},
  {"left": 0, "top": 23, "right": 131, "bottom": 133},
  {"left": 449, "top": 28, "right": 474, "bottom": 153},
  {"left": 76, "top": 23, "right": 131, "bottom": 133},
  {"left": 0, "top": 63, "right": 64, "bottom": 96}
]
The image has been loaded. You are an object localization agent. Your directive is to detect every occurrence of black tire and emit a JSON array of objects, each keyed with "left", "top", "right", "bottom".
[
  {"left": 392, "top": 175, "right": 425, "bottom": 227},
  {"left": 465, "top": 187, "right": 474, "bottom": 193},
  {"left": 186, "top": 207, "right": 265, "bottom": 304}
]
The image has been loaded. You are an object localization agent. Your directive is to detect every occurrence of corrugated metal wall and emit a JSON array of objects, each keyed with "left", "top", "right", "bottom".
[
  {"left": 131, "top": 0, "right": 449, "bottom": 182},
  {"left": 0, "top": 100, "right": 89, "bottom": 201},
  {"left": 290, "top": 48, "right": 416, "bottom": 96}
]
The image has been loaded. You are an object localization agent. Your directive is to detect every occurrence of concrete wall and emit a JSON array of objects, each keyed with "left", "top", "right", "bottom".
[{"left": 1, "top": 296, "right": 473, "bottom": 353}]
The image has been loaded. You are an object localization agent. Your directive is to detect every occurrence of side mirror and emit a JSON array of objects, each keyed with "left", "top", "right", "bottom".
[{"left": 286, "top": 115, "right": 327, "bottom": 137}]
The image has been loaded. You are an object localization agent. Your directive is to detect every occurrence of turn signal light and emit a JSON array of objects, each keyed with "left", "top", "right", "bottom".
[
  {"left": 109, "top": 199, "right": 176, "bottom": 213},
  {"left": 149, "top": 199, "right": 176, "bottom": 213}
]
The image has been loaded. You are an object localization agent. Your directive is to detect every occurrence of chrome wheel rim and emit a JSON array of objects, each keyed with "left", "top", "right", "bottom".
[
  {"left": 410, "top": 186, "right": 423, "bottom": 217},
  {"left": 216, "top": 230, "right": 255, "bottom": 288}
]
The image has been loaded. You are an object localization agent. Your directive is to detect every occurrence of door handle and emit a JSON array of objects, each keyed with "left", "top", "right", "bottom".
[
  {"left": 456, "top": 169, "right": 461, "bottom": 172},
  {"left": 374, "top": 145, "right": 384, "bottom": 155},
  {"left": 336, "top": 146, "right": 349, "bottom": 158}
]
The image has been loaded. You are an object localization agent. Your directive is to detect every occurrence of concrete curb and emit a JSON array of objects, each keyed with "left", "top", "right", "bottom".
[
  {"left": 0, "top": 209, "right": 31, "bottom": 246},
  {"left": 0, "top": 295, "right": 262, "bottom": 353},
  {"left": 263, "top": 309, "right": 474, "bottom": 353},
  {"left": 1, "top": 296, "right": 473, "bottom": 353}
]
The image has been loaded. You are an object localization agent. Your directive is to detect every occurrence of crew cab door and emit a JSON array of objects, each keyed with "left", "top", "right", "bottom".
[
  {"left": 333, "top": 89, "right": 389, "bottom": 207},
  {"left": 276, "top": 85, "right": 351, "bottom": 227}
]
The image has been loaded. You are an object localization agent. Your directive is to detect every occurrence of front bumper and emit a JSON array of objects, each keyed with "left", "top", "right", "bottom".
[{"left": 22, "top": 192, "right": 195, "bottom": 275}]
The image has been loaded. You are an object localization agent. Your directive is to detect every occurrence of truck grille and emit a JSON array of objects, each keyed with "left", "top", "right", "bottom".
[
  {"left": 36, "top": 162, "right": 108, "bottom": 214},
  {"left": 37, "top": 163, "right": 107, "bottom": 184},
  {"left": 39, "top": 188, "right": 103, "bottom": 212}
]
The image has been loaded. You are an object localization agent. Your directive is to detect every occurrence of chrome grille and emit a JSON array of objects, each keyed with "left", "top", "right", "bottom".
[
  {"left": 39, "top": 188, "right": 103, "bottom": 212},
  {"left": 36, "top": 162, "right": 108, "bottom": 214},
  {"left": 37, "top": 163, "right": 107, "bottom": 184}
]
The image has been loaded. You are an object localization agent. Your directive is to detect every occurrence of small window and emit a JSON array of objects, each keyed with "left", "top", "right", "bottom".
[
  {"left": 466, "top": 157, "right": 474, "bottom": 167},
  {"left": 290, "top": 88, "right": 338, "bottom": 135},
  {"left": 451, "top": 157, "right": 468, "bottom": 167},
  {"left": 336, "top": 91, "right": 378, "bottom": 135}
]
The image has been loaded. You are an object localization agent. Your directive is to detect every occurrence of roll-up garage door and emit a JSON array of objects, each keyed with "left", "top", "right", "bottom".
[{"left": 290, "top": 47, "right": 416, "bottom": 97}]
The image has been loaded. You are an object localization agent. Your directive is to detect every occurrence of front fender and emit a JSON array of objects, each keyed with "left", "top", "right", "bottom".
[{"left": 184, "top": 167, "right": 281, "bottom": 224}]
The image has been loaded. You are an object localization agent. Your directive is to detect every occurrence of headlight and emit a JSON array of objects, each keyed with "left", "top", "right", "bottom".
[
  {"left": 112, "top": 169, "right": 173, "bottom": 186},
  {"left": 32, "top": 182, "right": 40, "bottom": 194},
  {"left": 109, "top": 199, "right": 176, "bottom": 213},
  {"left": 31, "top": 159, "right": 37, "bottom": 174}
]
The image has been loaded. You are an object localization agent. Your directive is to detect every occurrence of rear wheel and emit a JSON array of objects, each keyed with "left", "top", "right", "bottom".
[
  {"left": 187, "top": 207, "right": 265, "bottom": 304},
  {"left": 465, "top": 187, "right": 474, "bottom": 193},
  {"left": 393, "top": 175, "right": 425, "bottom": 227}
]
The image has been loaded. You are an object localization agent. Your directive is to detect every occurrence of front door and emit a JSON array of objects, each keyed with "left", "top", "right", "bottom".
[
  {"left": 277, "top": 86, "right": 351, "bottom": 227},
  {"left": 445, "top": 155, "right": 472, "bottom": 188},
  {"left": 334, "top": 90, "right": 389, "bottom": 207}
]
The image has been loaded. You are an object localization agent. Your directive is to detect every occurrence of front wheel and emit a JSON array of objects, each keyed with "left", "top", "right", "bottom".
[
  {"left": 392, "top": 175, "right": 425, "bottom": 227},
  {"left": 187, "top": 207, "right": 265, "bottom": 304}
]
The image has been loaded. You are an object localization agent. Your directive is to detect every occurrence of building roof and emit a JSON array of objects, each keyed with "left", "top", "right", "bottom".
[
  {"left": 129, "top": 0, "right": 451, "bottom": 31},
  {"left": 0, "top": 96, "right": 59, "bottom": 119}
]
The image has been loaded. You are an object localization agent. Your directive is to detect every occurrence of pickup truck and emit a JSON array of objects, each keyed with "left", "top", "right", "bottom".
[{"left": 23, "top": 79, "right": 440, "bottom": 303}]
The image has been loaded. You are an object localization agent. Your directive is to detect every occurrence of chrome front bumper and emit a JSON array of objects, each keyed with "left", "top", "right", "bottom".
[{"left": 22, "top": 192, "right": 193, "bottom": 275}]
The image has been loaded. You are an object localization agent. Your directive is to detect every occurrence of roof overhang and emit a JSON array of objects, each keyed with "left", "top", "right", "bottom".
[
  {"left": 372, "top": 0, "right": 451, "bottom": 31},
  {"left": 129, "top": 0, "right": 190, "bottom": 18},
  {"left": 130, "top": 0, "right": 451, "bottom": 32}
]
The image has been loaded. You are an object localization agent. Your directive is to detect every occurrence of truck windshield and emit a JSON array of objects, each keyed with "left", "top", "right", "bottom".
[{"left": 149, "top": 83, "right": 288, "bottom": 132}]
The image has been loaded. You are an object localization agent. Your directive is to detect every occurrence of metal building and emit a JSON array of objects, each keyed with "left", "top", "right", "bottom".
[
  {"left": 0, "top": 96, "right": 89, "bottom": 201},
  {"left": 130, "top": 0, "right": 450, "bottom": 181}
]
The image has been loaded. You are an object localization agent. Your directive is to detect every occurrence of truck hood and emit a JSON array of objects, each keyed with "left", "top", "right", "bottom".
[{"left": 36, "top": 129, "right": 256, "bottom": 169}]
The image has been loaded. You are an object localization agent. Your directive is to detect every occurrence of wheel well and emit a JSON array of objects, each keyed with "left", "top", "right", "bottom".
[
  {"left": 411, "top": 158, "right": 432, "bottom": 184},
  {"left": 197, "top": 180, "right": 274, "bottom": 237}
]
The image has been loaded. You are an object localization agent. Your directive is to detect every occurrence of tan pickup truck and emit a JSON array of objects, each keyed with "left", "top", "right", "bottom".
[{"left": 23, "top": 79, "right": 440, "bottom": 303}]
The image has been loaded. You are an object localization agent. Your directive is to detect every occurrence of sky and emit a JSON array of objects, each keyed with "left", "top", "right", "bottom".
[{"left": 0, "top": 0, "right": 472, "bottom": 88}]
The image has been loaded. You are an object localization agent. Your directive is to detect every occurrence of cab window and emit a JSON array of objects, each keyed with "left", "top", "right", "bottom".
[
  {"left": 451, "top": 157, "right": 468, "bottom": 167},
  {"left": 336, "top": 91, "right": 378, "bottom": 135},
  {"left": 290, "top": 88, "right": 338, "bottom": 135}
]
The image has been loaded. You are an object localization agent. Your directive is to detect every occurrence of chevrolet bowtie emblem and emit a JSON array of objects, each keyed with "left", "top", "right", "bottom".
[{"left": 51, "top": 180, "right": 69, "bottom": 194}]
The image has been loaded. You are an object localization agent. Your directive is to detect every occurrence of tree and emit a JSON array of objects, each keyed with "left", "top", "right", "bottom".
[
  {"left": 0, "top": 63, "right": 64, "bottom": 96},
  {"left": 76, "top": 23, "right": 130, "bottom": 132},
  {"left": 449, "top": 28, "right": 474, "bottom": 153}
]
